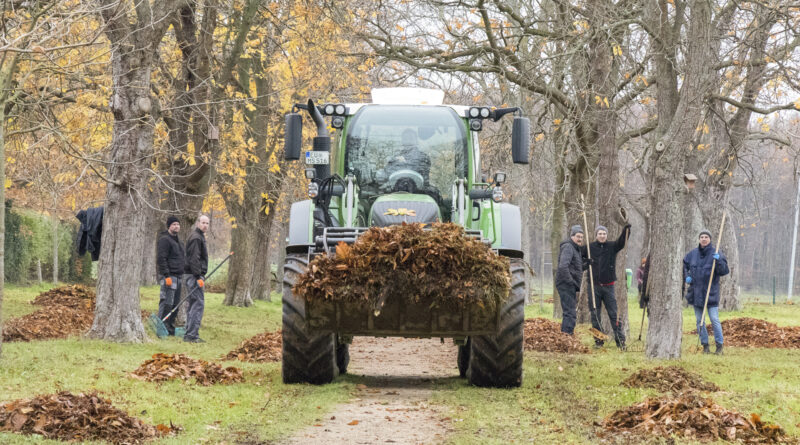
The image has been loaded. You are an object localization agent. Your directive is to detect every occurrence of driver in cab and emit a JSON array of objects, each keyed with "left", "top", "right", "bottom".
[{"left": 385, "top": 128, "right": 432, "bottom": 191}]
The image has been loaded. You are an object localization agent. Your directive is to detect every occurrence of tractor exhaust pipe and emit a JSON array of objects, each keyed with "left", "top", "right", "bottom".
[{"left": 308, "top": 99, "right": 331, "bottom": 179}]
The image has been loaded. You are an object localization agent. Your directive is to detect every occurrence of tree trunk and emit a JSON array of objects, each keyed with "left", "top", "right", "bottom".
[
  {"left": 250, "top": 207, "right": 276, "bottom": 301},
  {"left": 645, "top": 0, "right": 716, "bottom": 359},
  {"left": 89, "top": 1, "right": 182, "bottom": 341},
  {"left": 0, "top": 105, "right": 6, "bottom": 358},
  {"left": 52, "top": 214, "right": 59, "bottom": 283},
  {"left": 224, "top": 216, "right": 255, "bottom": 307}
]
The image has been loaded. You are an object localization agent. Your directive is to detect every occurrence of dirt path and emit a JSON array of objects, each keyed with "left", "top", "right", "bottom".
[{"left": 278, "top": 337, "right": 459, "bottom": 445}]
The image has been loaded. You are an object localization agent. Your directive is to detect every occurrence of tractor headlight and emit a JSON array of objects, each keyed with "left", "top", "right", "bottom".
[
  {"left": 493, "top": 171, "right": 506, "bottom": 184},
  {"left": 308, "top": 181, "right": 319, "bottom": 198},
  {"left": 332, "top": 116, "right": 345, "bottom": 129},
  {"left": 480, "top": 107, "right": 490, "bottom": 118},
  {"left": 324, "top": 104, "right": 335, "bottom": 115},
  {"left": 469, "top": 107, "right": 480, "bottom": 118},
  {"left": 469, "top": 119, "right": 482, "bottom": 131},
  {"left": 304, "top": 168, "right": 316, "bottom": 180},
  {"left": 492, "top": 187, "right": 503, "bottom": 202},
  {"left": 335, "top": 104, "right": 346, "bottom": 115}
]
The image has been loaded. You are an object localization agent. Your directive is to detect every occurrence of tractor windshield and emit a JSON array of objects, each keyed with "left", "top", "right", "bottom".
[{"left": 344, "top": 105, "right": 468, "bottom": 203}]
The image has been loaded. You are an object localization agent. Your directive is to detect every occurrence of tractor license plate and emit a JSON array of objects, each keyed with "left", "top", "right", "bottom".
[{"left": 305, "top": 151, "right": 329, "bottom": 165}]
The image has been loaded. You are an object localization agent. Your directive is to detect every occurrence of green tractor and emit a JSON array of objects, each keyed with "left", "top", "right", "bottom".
[{"left": 282, "top": 88, "right": 530, "bottom": 388}]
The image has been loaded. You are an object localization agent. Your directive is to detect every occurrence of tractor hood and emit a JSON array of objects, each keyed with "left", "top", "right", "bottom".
[{"left": 368, "top": 193, "right": 441, "bottom": 227}]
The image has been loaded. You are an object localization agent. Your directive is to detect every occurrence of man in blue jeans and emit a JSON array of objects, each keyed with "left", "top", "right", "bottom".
[
  {"left": 184, "top": 215, "right": 209, "bottom": 343},
  {"left": 683, "top": 229, "right": 730, "bottom": 355}
]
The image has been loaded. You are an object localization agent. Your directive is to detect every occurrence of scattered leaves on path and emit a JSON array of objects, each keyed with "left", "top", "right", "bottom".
[
  {"left": 131, "top": 353, "right": 243, "bottom": 386},
  {"left": 0, "top": 391, "right": 180, "bottom": 444}
]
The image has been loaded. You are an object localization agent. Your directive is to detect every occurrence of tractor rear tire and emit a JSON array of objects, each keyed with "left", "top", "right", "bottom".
[
  {"left": 336, "top": 339, "right": 350, "bottom": 375},
  {"left": 457, "top": 338, "right": 470, "bottom": 378},
  {"left": 282, "top": 254, "right": 338, "bottom": 384},
  {"left": 467, "top": 259, "right": 525, "bottom": 388}
]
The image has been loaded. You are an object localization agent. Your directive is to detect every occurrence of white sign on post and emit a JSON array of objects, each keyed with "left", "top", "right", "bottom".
[{"left": 305, "top": 151, "right": 329, "bottom": 165}]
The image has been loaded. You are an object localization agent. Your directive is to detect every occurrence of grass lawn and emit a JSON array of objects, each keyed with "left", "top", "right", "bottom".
[
  {"left": 431, "top": 296, "right": 800, "bottom": 444},
  {"left": 2, "top": 285, "right": 799, "bottom": 444},
  {"left": 0, "top": 284, "right": 352, "bottom": 444}
]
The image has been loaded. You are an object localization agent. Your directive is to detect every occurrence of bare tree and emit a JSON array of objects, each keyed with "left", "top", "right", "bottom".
[{"left": 88, "top": 0, "right": 187, "bottom": 342}]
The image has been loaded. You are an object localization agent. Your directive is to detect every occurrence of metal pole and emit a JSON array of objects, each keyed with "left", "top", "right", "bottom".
[
  {"left": 773, "top": 276, "right": 776, "bottom": 305},
  {"left": 788, "top": 171, "right": 800, "bottom": 303},
  {"left": 540, "top": 212, "right": 545, "bottom": 311}
]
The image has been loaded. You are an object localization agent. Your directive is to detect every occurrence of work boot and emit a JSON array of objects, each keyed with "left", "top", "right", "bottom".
[
  {"left": 593, "top": 340, "right": 604, "bottom": 349},
  {"left": 184, "top": 337, "right": 206, "bottom": 343},
  {"left": 702, "top": 344, "right": 710, "bottom": 354},
  {"left": 714, "top": 342, "right": 723, "bottom": 355},
  {"left": 617, "top": 340, "right": 627, "bottom": 351}
]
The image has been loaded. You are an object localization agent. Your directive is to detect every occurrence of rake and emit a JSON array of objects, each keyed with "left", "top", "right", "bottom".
[
  {"left": 690, "top": 210, "right": 728, "bottom": 354},
  {"left": 148, "top": 252, "right": 233, "bottom": 338},
  {"left": 581, "top": 194, "right": 609, "bottom": 343}
]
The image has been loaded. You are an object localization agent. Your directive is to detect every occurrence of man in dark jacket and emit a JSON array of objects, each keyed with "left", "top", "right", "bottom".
[
  {"left": 157, "top": 216, "right": 185, "bottom": 336},
  {"left": 556, "top": 225, "right": 586, "bottom": 334},
  {"left": 184, "top": 215, "right": 210, "bottom": 343},
  {"left": 584, "top": 224, "right": 631, "bottom": 349},
  {"left": 684, "top": 229, "right": 729, "bottom": 355}
]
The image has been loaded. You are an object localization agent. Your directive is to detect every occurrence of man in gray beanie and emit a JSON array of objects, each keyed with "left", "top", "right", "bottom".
[
  {"left": 555, "top": 225, "right": 586, "bottom": 334},
  {"left": 584, "top": 223, "right": 631, "bottom": 349}
]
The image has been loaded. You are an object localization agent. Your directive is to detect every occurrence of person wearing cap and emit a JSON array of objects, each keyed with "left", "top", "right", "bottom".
[
  {"left": 683, "top": 229, "right": 729, "bottom": 355},
  {"left": 584, "top": 223, "right": 631, "bottom": 349},
  {"left": 156, "top": 216, "right": 185, "bottom": 336},
  {"left": 555, "top": 225, "right": 586, "bottom": 334}
]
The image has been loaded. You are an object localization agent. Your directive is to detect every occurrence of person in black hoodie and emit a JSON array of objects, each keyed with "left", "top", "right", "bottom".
[
  {"left": 584, "top": 223, "right": 631, "bottom": 349},
  {"left": 555, "top": 225, "right": 586, "bottom": 335},
  {"left": 184, "top": 215, "right": 209, "bottom": 343},
  {"left": 157, "top": 216, "right": 185, "bottom": 336}
]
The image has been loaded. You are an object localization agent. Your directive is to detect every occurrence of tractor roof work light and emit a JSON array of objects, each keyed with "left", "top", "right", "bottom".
[
  {"left": 480, "top": 107, "right": 491, "bottom": 118},
  {"left": 469, "top": 107, "right": 481, "bottom": 118},
  {"left": 469, "top": 119, "right": 483, "bottom": 131}
]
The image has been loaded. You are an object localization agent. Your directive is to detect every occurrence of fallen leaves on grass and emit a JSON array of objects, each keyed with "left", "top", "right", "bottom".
[
  {"left": 294, "top": 223, "right": 510, "bottom": 312},
  {"left": 602, "top": 392, "right": 790, "bottom": 443},
  {"left": 622, "top": 366, "right": 720, "bottom": 393},
  {"left": 0, "top": 391, "right": 180, "bottom": 444},
  {"left": 2, "top": 285, "right": 98, "bottom": 342},
  {"left": 523, "top": 318, "right": 589, "bottom": 354},
  {"left": 691, "top": 318, "right": 800, "bottom": 349},
  {"left": 131, "top": 353, "right": 243, "bottom": 386},
  {"left": 30, "top": 284, "right": 96, "bottom": 309},
  {"left": 224, "top": 331, "right": 282, "bottom": 362},
  {"left": 2, "top": 305, "right": 93, "bottom": 342}
]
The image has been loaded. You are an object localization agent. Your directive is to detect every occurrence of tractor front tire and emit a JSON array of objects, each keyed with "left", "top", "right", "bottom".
[
  {"left": 336, "top": 338, "right": 350, "bottom": 375},
  {"left": 467, "top": 259, "right": 525, "bottom": 388},
  {"left": 457, "top": 338, "right": 470, "bottom": 378},
  {"left": 282, "top": 254, "right": 338, "bottom": 384}
]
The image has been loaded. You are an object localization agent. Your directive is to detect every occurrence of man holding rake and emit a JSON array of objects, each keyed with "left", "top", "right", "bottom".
[
  {"left": 584, "top": 224, "right": 631, "bottom": 349},
  {"left": 684, "top": 229, "right": 730, "bottom": 355}
]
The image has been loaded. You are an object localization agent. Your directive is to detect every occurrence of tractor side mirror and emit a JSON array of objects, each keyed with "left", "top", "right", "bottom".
[
  {"left": 511, "top": 116, "right": 530, "bottom": 164},
  {"left": 284, "top": 112, "right": 302, "bottom": 160}
]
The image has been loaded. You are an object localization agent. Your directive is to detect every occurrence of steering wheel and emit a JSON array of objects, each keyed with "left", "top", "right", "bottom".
[{"left": 387, "top": 169, "right": 424, "bottom": 192}]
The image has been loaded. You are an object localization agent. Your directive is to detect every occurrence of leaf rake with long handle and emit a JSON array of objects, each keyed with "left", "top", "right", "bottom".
[
  {"left": 581, "top": 194, "right": 609, "bottom": 343},
  {"left": 148, "top": 252, "right": 233, "bottom": 338}
]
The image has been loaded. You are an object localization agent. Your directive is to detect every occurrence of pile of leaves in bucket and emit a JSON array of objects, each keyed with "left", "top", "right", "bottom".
[
  {"left": 601, "top": 392, "right": 791, "bottom": 443},
  {"left": 224, "top": 331, "right": 282, "bottom": 362},
  {"left": 131, "top": 353, "right": 243, "bottom": 385},
  {"left": 692, "top": 318, "right": 800, "bottom": 349},
  {"left": 0, "top": 391, "right": 180, "bottom": 444},
  {"left": 294, "top": 223, "right": 510, "bottom": 312},
  {"left": 523, "top": 318, "right": 589, "bottom": 353},
  {"left": 622, "top": 366, "right": 720, "bottom": 393},
  {"left": 2, "top": 285, "right": 97, "bottom": 342}
]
